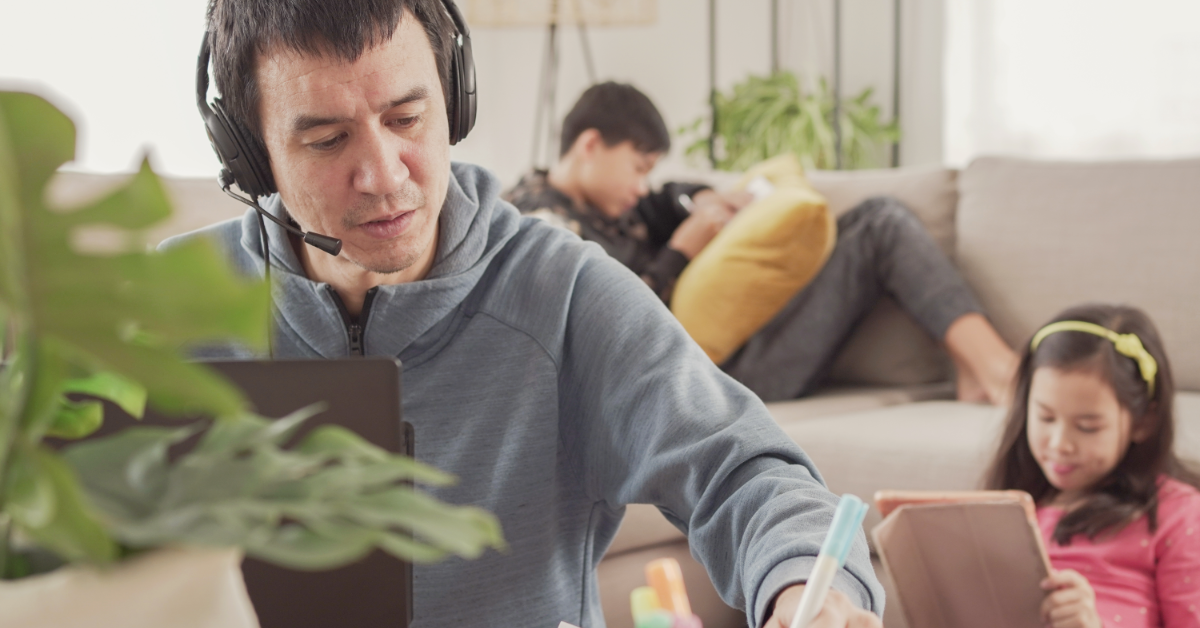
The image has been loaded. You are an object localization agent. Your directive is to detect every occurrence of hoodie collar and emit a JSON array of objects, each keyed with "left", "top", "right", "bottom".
[{"left": 239, "top": 163, "right": 522, "bottom": 359}]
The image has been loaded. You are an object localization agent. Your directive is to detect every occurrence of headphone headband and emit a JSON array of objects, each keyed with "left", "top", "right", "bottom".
[{"left": 1030, "top": 320, "right": 1159, "bottom": 396}]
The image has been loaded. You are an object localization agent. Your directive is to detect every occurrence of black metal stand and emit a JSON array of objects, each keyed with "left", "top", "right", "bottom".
[
  {"left": 708, "top": 0, "right": 718, "bottom": 168},
  {"left": 530, "top": 0, "right": 600, "bottom": 169}
]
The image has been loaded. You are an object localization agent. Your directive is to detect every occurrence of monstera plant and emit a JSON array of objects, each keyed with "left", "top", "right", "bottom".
[{"left": 0, "top": 91, "right": 504, "bottom": 583}]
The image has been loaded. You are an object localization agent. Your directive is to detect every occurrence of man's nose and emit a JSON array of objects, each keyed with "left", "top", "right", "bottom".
[{"left": 352, "top": 127, "right": 408, "bottom": 196}]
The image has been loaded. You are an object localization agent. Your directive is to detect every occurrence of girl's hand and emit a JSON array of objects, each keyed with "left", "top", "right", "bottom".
[{"left": 1040, "top": 569, "right": 1101, "bottom": 628}]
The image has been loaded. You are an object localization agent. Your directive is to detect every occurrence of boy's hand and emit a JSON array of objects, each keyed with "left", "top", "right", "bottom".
[
  {"left": 692, "top": 189, "right": 754, "bottom": 213},
  {"left": 1040, "top": 569, "right": 1101, "bottom": 628},
  {"left": 669, "top": 196, "right": 734, "bottom": 259},
  {"left": 765, "top": 585, "right": 881, "bottom": 628}
]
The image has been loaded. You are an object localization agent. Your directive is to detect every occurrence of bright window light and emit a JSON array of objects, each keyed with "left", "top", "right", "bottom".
[
  {"left": 945, "top": 0, "right": 1200, "bottom": 165},
  {"left": 0, "top": 0, "right": 218, "bottom": 177}
]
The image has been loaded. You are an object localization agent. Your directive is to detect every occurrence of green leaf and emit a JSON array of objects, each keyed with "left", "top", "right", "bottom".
[
  {"left": 44, "top": 399, "right": 103, "bottom": 440},
  {"left": 377, "top": 531, "right": 449, "bottom": 564},
  {"left": 13, "top": 447, "right": 117, "bottom": 563},
  {"left": 0, "top": 91, "right": 270, "bottom": 420},
  {"left": 61, "top": 371, "right": 147, "bottom": 419},
  {"left": 678, "top": 71, "right": 900, "bottom": 171},
  {"left": 247, "top": 524, "right": 379, "bottom": 571},
  {"left": 297, "top": 424, "right": 455, "bottom": 486},
  {"left": 5, "top": 448, "right": 56, "bottom": 528},
  {"left": 62, "top": 409, "right": 506, "bottom": 571}
]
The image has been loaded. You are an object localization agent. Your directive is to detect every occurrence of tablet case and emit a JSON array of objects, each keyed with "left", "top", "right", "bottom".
[{"left": 871, "top": 492, "right": 1053, "bottom": 628}]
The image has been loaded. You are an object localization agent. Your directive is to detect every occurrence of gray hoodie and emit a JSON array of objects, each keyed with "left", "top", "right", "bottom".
[{"left": 163, "top": 163, "right": 883, "bottom": 627}]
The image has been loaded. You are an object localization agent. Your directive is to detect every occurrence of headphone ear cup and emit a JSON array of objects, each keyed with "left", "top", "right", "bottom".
[
  {"left": 446, "top": 2, "right": 476, "bottom": 145},
  {"left": 210, "top": 99, "right": 277, "bottom": 198}
]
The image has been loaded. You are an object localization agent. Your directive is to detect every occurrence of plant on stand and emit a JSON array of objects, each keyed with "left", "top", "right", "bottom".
[
  {"left": 680, "top": 71, "right": 900, "bottom": 172},
  {"left": 0, "top": 91, "right": 505, "bottom": 624}
]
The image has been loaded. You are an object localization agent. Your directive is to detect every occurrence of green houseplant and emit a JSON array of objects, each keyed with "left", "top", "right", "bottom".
[
  {"left": 0, "top": 90, "right": 504, "bottom": 594},
  {"left": 681, "top": 71, "right": 900, "bottom": 172}
]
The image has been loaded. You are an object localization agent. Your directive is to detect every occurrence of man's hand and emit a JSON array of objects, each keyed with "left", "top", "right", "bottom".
[
  {"left": 667, "top": 190, "right": 749, "bottom": 259},
  {"left": 766, "top": 584, "right": 881, "bottom": 628},
  {"left": 1040, "top": 570, "right": 1101, "bottom": 628}
]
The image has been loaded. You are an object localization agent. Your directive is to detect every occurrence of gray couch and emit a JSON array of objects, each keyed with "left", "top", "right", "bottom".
[
  {"left": 599, "top": 157, "right": 1200, "bottom": 628},
  {"left": 50, "top": 156, "right": 1200, "bottom": 628}
]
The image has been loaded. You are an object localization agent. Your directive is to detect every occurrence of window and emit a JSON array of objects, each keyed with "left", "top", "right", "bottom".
[
  {"left": 945, "top": 0, "right": 1200, "bottom": 165},
  {"left": 0, "top": 0, "right": 217, "bottom": 176}
]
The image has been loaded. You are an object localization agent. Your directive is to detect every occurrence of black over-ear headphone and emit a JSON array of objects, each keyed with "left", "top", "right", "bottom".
[{"left": 196, "top": 0, "right": 477, "bottom": 204}]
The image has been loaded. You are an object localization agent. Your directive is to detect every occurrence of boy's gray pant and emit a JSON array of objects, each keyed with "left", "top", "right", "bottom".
[{"left": 720, "top": 196, "right": 983, "bottom": 402}]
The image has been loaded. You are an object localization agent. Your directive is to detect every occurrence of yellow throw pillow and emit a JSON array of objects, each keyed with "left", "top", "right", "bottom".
[{"left": 670, "top": 154, "right": 836, "bottom": 364}]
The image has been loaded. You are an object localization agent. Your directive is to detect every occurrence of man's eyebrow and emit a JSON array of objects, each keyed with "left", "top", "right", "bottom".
[{"left": 290, "top": 86, "right": 431, "bottom": 134}]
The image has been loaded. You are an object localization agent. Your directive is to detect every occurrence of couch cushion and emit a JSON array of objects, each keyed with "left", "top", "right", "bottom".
[
  {"left": 672, "top": 155, "right": 837, "bottom": 364},
  {"left": 597, "top": 540, "right": 745, "bottom": 628},
  {"left": 49, "top": 172, "right": 245, "bottom": 246},
  {"left": 807, "top": 166, "right": 960, "bottom": 387},
  {"left": 605, "top": 504, "right": 686, "bottom": 556},
  {"left": 807, "top": 166, "right": 959, "bottom": 257},
  {"left": 766, "top": 382, "right": 955, "bottom": 427},
  {"left": 782, "top": 393, "right": 1200, "bottom": 543},
  {"left": 956, "top": 157, "right": 1200, "bottom": 392},
  {"left": 781, "top": 401, "right": 1008, "bottom": 539}
]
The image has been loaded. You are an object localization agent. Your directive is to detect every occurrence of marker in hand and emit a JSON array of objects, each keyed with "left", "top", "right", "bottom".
[
  {"left": 644, "top": 558, "right": 702, "bottom": 628},
  {"left": 788, "top": 494, "right": 869, "bottom": 628}
]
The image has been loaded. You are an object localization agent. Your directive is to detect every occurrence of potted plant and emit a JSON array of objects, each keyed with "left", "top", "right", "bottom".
[
  {"left": 0, "top": 91, "right": 505, "bottom": 627},
  {"left": 680, "top": 71, "right": 901, "bottom": 172}
]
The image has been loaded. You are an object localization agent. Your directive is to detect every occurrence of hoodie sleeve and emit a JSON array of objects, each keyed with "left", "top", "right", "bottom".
[{"left": 556, "top": 255, "right": 884, "bottom": 626}]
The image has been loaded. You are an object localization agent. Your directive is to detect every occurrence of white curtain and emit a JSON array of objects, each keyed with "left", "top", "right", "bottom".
[{"left": 944, "top": 0, "right": 1200, "bottom": 166}]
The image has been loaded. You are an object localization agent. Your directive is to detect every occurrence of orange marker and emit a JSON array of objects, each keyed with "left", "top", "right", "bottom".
[{"left": 645, "top": 558, "right": 692, "bottom": 618}]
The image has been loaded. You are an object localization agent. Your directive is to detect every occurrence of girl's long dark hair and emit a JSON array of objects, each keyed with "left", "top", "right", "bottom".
[{"left": 983, "top": 304, "right": 1200, "bottom": 545}]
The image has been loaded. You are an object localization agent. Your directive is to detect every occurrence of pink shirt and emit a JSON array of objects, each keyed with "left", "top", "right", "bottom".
[{"left": 1036, "top": 478, "right": 1200, "bottom": 628}]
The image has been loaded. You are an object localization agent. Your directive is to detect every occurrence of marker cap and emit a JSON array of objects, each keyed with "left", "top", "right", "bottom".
[
  {"left": 825, "top": 494, "right": 869, "bottom": 566},
  {"left": 646, "top": 558, "right": 693, "bottom": 617}
]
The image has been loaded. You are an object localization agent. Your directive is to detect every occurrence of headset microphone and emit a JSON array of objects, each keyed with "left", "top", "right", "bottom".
[{"left": 216, "top": 170, "right": 343, "bottom": 256}]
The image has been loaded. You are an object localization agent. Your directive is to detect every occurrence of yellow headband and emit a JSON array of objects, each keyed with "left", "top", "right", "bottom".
[{"left": 1030, "top": 321, "right": 1158, "bottom": 396}]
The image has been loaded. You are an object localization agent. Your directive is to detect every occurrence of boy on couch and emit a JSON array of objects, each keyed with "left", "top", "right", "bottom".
[{"left": 505, "top": 82, "right": 1016, "bottom": 404}]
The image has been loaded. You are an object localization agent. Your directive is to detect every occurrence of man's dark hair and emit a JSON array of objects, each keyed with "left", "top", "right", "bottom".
[
  {"left": 559, "top": 82, "right": 671, "bottom": 157},
  {"left": 206, "top": 0, "right": 455, "bottom": 143}
]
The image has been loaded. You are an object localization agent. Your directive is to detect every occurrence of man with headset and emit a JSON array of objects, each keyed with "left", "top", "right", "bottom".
[{"left": 177, "top": 0, "right": 883, "bottom": 626}]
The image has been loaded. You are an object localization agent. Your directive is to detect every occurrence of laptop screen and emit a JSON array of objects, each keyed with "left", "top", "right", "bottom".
[{"left": 76, "top": 358, "right": 412, "bottom": 628}]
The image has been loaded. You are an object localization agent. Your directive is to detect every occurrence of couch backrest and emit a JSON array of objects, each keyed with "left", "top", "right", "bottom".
[
  {"left": 807, "top": 166, "right": 960, "bottom": 387},
  {"left": 956, "top": 157, "right": 1200, "bottom": 392},
  {"left": 49, "top": 172, "right": 245, "bottom": 246}
]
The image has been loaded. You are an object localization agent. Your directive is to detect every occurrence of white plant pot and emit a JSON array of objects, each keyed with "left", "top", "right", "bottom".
[{"left": 0, "top": 547, "right": 260, "bottom": 628}]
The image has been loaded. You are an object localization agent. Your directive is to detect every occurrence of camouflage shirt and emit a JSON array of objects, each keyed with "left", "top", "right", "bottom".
[{"left": 504, "top": 170, "right": 708, "bottom": 303}]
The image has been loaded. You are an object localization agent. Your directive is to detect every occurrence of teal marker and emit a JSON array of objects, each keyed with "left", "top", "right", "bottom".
[{"left": 788, "top": 494, "right": 869, "bottom": 628}]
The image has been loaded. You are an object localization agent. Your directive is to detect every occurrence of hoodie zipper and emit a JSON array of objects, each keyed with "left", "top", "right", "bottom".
[{"left": 328, "top": 286, "right": 378, "bottom": 357}]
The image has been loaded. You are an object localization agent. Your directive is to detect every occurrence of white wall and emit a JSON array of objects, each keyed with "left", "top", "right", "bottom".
[
  {"left": 0, "top": 0, "right": 942, "bottom": 183},
  {"left": 944, "top": 0, "right": 1200, "bottom": 165},
  {"left": 454, "top": 0, "right": 945, "bottom": 188},
  {"left": 0, "top": 0, "right": 219, "bottom": 177}
]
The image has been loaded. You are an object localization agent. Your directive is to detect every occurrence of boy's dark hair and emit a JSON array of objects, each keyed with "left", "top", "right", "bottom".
[
  {"left": 559, "top": 82, "right": 671, "bottom": 157},
  {"left": 984, "top": 303, "right": 1200, "bottom": 545},
  {"left": 206, "top": 0, "right": 454, "bottom": 144}
]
